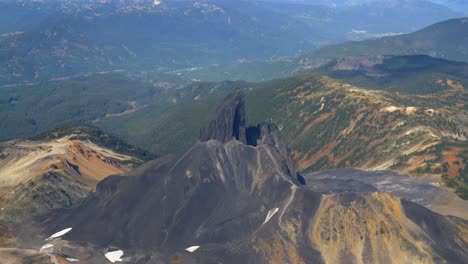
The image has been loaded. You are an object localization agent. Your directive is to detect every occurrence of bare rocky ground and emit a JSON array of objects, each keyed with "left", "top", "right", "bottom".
[{"left": 305, "top": 168, "right": 468, "bottom": 220}]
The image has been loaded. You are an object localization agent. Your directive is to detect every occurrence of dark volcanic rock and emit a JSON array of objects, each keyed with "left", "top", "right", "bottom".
[
  {"left": 200, "top": 89, "right": 246, "bottom": 143},
  {"left": 42, "top": 91, "right": 468, "bottom": 264},
  {"left": 200, "top": 90, "right": 299, "bottom": 185}
]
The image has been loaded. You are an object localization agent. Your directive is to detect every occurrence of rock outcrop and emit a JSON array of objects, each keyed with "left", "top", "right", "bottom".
[{"left": 200, "top": 89, "right": 246, "bottom": 143}]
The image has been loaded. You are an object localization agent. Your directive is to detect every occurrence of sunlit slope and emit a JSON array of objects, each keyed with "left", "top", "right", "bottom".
[{"left": 0, "top": 126, "right": 149, "bottom": 233}]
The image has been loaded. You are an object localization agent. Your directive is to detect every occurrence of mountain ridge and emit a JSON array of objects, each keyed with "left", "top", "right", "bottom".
[
  {"left": 300, "top": 17, "right": 468, "bottom": 69},
  {"left": 0, "top": 0, "right": 463, "bottom": 85},
  {"left": 95, "top": 73, "right": 468, "bottom": 200},
  {"left": 0, "top": 125, "right": 151, "bottom": 251},
  {"left": 35, "top": 91, "right": 468, "bottom": 263}
]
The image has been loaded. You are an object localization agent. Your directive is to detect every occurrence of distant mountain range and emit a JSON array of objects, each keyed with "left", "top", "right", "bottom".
[
  {"left": 154, "top": 17, "right": 468, "bottom": 83},
  {"left": 314, "top": 54, "right": 468, "bottom": 94},
  {"left": 0, "top": 0, "right": 321, "bottom": 85},
  {"left": 261, "top": 0, "right": 463, "bottom": 40},
  {"left": 270, "top": 0, "right": 468, "bottom": 14},
  {"left": 300, "top": 18, "right": 468, "bottom": 70},
  {"left": 0, "top": 0, "right": 463, "bottom": 85}
]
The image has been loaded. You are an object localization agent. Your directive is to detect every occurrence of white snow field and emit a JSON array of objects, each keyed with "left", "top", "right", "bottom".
[
  {"left": 185, "top": 246, "right": 200, "bottom": 253},
  {"left": 262, "top": 208, "right": 279, "bottom": 224},
  {"left": 47, "top": 227, "right": 72, "bottom": 240},
  {"left": 105, "top": 250, "right": 124, "bottom": 263}
]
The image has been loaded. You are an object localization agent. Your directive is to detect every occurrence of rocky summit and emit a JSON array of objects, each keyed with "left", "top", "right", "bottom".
[{"left": 35, "top": 91, "right": 468, "bottom": 264}]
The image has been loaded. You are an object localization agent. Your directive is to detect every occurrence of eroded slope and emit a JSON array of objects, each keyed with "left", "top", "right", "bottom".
[{"left": 0, "top": 127, "right": 147, "bottom": 248}]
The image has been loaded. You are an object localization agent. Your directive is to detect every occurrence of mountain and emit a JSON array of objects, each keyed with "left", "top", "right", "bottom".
[
  {"left": 313, "top": 54, "right": 468, "bottom": 94},
  {"left": 262, "top": 0, "right": 463, "bottom": 40},
  {"left": 0, "top": 126, "right": 152, "bottom": 225},
  {"left": 0, "top": 0, "right": 321, "bottom": 85},
  {"left": 0, "top": 0, "right": 462, "bottom": 85},
  {"left": 300, "top": 18, "right": 468, "bottom": 69},
  {"left": 29, "top": 91, "right": 467, "bottom": 263},
  {"left": 98, "top": 73, "right": 468, "bottom": 199},
  {"left": 0, "top": 125, "right": 152, "bottom": 250},
  {"left": 166, "top": 18, "right": 468, "bottom": 83},
  {"left": 180, "top": 53, "right": 468, "bottom": 86},
  {"left": 1, "top": 63, "right": 465, "bottom": 199}
]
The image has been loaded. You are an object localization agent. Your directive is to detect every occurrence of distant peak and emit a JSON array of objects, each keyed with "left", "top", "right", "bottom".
[{"left": 200, "top": 89, "right": 246, "bottom": 143}]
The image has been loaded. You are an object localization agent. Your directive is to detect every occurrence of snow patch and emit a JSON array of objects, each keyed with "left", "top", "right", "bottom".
[
  {"left": 319, "top": 103, "right": 325, "bottom": 111},
  {"left": 47, "top": 227, "right": 72, "bottom": 240},
  {"left": 66, "top": 258, "right": 80, "bottom": 262},
  {"left": 263, "top": 208, "right": 279, "bottom": 225},
  {"left": 215, "top": 160, "right": 225, "bottom": 183},
  {"left": 105, "top": 250, "right": 124, "bottom": 263},
  {"left": 185, "top": 246, "right": 200, "bottom": 252},
  {"left": 39, "top": 244, "right": 54, "bottom": 253}
]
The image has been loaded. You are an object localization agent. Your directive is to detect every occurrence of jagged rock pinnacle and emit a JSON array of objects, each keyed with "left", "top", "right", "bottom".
[{"left": 200, "top": 89, "right": 246, "bottom": 143}]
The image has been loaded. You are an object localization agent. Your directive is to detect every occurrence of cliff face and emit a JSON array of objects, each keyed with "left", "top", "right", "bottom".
[
  {"left": 42, "top": 91, "right": 467, "bottom": 264},
  {"left": 200, "top": 89, "right": 247, "bottom": 143}
]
